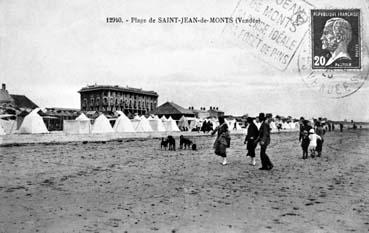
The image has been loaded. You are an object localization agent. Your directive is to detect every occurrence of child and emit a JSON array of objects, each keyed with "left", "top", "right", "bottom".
[
  {"left": 301, "top": 130, "right": 309, "bottom": 159},
  {"left": 308, "top": 129, "right": 321, "bottom": 158}
]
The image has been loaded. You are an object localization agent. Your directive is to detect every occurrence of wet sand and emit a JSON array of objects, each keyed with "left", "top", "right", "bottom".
[{"left": 1, "top": 130, "right": 369, "bottom": 233}]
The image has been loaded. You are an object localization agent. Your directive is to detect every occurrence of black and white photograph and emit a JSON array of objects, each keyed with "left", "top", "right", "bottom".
[{"left": 1, "top": 0, "right": 369, "bottom": 232}]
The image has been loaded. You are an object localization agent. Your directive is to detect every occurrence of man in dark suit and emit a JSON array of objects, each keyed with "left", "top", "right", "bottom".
[
  {"left": 256, "top": 113, "right": 274, "bottom": 170},
  {"left": 244, "top": 117, "right": 259, "bottom": 166}
]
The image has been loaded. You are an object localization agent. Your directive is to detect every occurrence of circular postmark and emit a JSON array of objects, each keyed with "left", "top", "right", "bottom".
[{"left": 297, "top": 36, "right": 368, "bottom": 98}]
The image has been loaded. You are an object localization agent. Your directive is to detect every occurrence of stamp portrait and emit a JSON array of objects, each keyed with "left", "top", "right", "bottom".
[{"left": 311, "top": 9, "right": 361, "bottom": 69}]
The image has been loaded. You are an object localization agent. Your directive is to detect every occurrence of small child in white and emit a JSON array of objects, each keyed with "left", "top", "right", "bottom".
[{"left": 308, "top": 129, "right": 321, "bottom": 158}]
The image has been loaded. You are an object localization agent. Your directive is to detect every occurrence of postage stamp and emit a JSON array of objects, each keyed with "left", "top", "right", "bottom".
[
  {"left": 298, "top": 32, "right": 368, "bottom": 98},
  {"left": 311, "top": 9, "right": 361, "bottom": 69},
  {"left": 223, "top": 0, "right": 314, "bottom": 71}
]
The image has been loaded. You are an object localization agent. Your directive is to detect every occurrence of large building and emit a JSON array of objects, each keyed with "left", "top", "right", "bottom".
[{"left": 78, "top": 84, "right": 158, "bottom": 115}]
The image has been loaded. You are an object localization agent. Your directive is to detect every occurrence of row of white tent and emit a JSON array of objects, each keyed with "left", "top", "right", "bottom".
[
  {"left": 0, "top": 108, "right": 300, "bottom": 135},
  {"left": 7, "top": 109, "right": 182, "bottom": 134}
]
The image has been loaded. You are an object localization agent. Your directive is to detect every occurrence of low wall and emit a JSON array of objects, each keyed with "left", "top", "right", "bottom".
[
  {"left": 0, "top": 128, "right": 304, "bottom": 147},
  {"left": 0, "top": 130, "right": 243, "bottom": 147}
]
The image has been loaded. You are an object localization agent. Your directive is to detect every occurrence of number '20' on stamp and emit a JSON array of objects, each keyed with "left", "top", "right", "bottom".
[{"left": 311, "top": 9, "right": 360, "bottom": 69}]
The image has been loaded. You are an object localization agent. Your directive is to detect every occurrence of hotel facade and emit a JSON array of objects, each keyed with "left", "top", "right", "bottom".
[{"left": 78, "top": 85, "right": 158, "bottom": 115}]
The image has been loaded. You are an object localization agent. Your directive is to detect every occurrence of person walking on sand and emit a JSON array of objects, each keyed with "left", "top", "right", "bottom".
[
  {"left": 244, "top": 117, "right": 259, "bottom": 166},
  {"left": 308, "top": 129, "right": 321, "bottom": 158},
  {"left": 255, "top": 113, "right": 273, "bottom": 170},
  {"left": 301, "top": 130, "right": 310, "bottom": 159},
  {"left": 211, "top": 117, "right": 231, "bottom": 165},
  {"left": 315, "top": 121, "right": 325, "bottom": 157}
]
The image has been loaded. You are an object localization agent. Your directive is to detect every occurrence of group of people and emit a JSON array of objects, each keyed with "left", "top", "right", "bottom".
[
  {"left": 299, "top": 118, "right": 325, "bottom": 159},
  {"left": 211, "top": 114, "right": 327, "bottom": 169},
  {"left": 211, "top": 113, "right": 273, "bottom": 170}
]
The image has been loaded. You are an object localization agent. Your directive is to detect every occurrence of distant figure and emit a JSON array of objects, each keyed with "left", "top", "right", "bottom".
[
  {"left": 244, "top": 117, "right": 259, "bottom": 166},
  {"left": 315, "top": 122, "right": 326, "bottom": 157},
  {"left": 308, "top": 129, "right": 321, "bottom": 158},
  {"left": 255, "top": 113, "right": 273, "bottom": 170},
  {"left": 340, "top": 123, "right": 344, "bottom": 132},
  {"left": 233, "top": 121, "right": 237, "bottom": 130},
  {"left": 353, "top": 123, "right": 357, "bottom": 129},
  {"left": 327, "top": 122, "right": 332, "bottom": 132},
  {"left": 299, "top": 120, "right": 312, "bottom": 142},
  {"left": 301, "top": 130, "right": 310, "bottom": 159},
  {"left": 211, "top": 117, "right": 231, "bottom": 165},
  {"left": 332, "top": 123, "right": 335, "bottom": 131}
]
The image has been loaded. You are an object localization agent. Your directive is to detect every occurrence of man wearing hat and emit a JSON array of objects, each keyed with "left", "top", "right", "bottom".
[
  {"left": 256, "top": 113, "right": 274, "bottom": 170},
  {"left": 244, "top": 117, "right": 259, "bottom": 166}
]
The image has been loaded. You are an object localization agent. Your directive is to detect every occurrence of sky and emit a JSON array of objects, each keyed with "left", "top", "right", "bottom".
[{"left": 1, "top": 0, "right": 369, "bottom": 121}]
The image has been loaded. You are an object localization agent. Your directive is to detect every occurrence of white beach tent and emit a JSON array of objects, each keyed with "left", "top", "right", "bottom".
[
  {"left": 177, "top": 116, "right": 190, "bottom": 130},
  {"left": 289, "top": 122, "right": 296, "bottom": 130},
  {"left": 282, "top": 122, "right": 290, "bottom": 130},
  {"left": 113, "top": 111, "right": 135, "bottom": 132},
  {"left": 63, "top": 113, "right": 91, "bottom": 134},
  {"left": 164, "top": 116, "right": 180, "bottom": 132},
  {"left": 149, "top": 115, "right": 166, "bottom": 132},
  {"left": 188, "top": 117, "right": 200, "bottom": 130},
  {"left": 160, "top": 116, "right": 168, "bottom": 122},
  {"left": 91, "top": 114, "right": 114, "bottom": 133},
  {"left": 135, "top": 115, "right": 153, "bottom": 132},
  {"left": 76, "top": 113, "right": 90, "bottom": 121},
  {"left": 131, "top": 115, "right": 141, "bottom": 130},
  {"left": 18, "top": 108, "right": 49, "bottom": 134}
]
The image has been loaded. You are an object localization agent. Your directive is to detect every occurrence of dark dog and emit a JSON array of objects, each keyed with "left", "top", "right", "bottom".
[
  {"left": 167, "top": 135, "right": 176, "bottom": 151},
  {"left": 179, "top": 135, "right": 193, "bottom": 149},
  {"left": 161, "top": 137, "right": 169, "bottom": 150}
]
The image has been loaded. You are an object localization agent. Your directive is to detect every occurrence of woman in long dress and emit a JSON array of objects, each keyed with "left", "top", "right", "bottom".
[{"left": 211, "top": 117, "right": 230, "bottom": 165}]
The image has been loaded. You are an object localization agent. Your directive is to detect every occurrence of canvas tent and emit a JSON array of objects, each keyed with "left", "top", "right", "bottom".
[
  {"left": 135, "top": 116, "right": 153, "bottom": 132},
  {"left": 188, "top": 117, "right": 201, "bottom": 130},
  {"left": 149, "top": 116, "right": 166, "bottom": 132},
  {"left": 18, "top": 108, "right": 49, "bottom": 134},
  {"left": 91, "top": 114, "right": 114, "bottom": 133},
  {"left": 177, "top": 116, "right": 190, "bottom": 131},
  {"left": 114, "top": 111, "right": 135, "bottom": 132},
  {"left": 131, "top": 115, "right": 141, "bottom": 130},
  {"left": 164, "top": 116, "right": 180, "bottom": 132},
  {"left": 63, "top": 113, "right": 91, "bottom": 134},
  {"left": 76, "top": 113, "right": 90, "bottom": 121}
]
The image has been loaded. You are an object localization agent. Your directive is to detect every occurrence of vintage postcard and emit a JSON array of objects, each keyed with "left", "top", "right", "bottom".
[{"left": 1, "top": 0, "right": 369, "bottom": 233}]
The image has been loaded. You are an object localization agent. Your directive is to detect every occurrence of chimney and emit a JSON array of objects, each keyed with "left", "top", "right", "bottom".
[{"left": 2, "top": 83, "right": 5, "bottom": 91}]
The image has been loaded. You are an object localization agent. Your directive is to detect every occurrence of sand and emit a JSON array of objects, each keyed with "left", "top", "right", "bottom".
[{"left": 0, "top": 130, "right": 368, "bottom": 233}]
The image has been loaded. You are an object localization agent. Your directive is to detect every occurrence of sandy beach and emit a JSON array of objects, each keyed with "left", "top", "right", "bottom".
[{"left": 1, "top": 129, "right": 369, "bottom": 233}]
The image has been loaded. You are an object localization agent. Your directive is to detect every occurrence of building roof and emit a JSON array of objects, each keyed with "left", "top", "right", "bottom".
[
  {"left": 151, "top": 102, "right": 194, "bottom": 115},
  {"left": 78, "top": 84, "right": 158, "bottom": 97},
  {"left": 0, "top": 89, "right": 13, "bottom": 104},
  {"left": 10, "top": 94, "right": 38, "bottom": 109}
]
